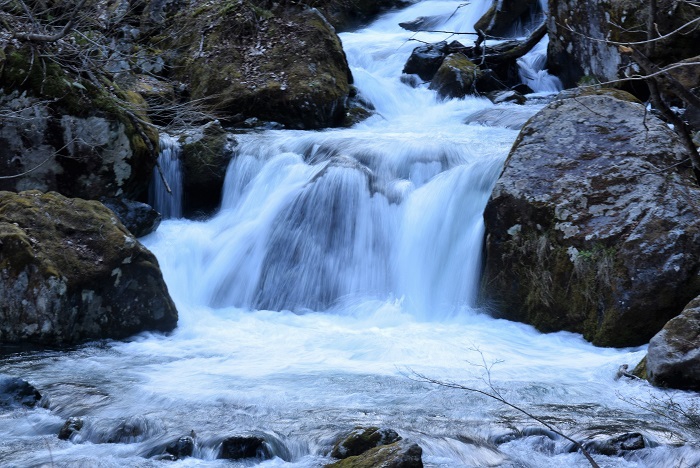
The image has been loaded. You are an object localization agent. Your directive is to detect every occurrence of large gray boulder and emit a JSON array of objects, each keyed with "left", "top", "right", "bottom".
[
  {"left": 481, "top": 89, "right": 700, "bottom": 347},
  {"left": 0, "top": 190, "right": 177, "bottom": 346},
  {"left": 646, "top": 296, "right": 700, "bottom": 390}
]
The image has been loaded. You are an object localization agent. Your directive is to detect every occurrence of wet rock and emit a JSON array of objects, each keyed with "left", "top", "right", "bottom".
[
  {"left": 481, "top": 90, "right": 700, "bottom": 347},
  {"left": 645, "top": 297, "right": 700, "bottom": 390},
  {"left": 428, "top": 54, "right": 480, "bottom": 99},
  {"left": 166, "top": 435, "right": 195, "bottom": 459},
  {"left": 583, "top": 432, "right": 645, "bottom": 456},
  {"left": 487, "top": 90, "right": 526, "bottom": 105},
  {"left": 331, "top": 427, "right": 402, "bottom": 459},
  {"left": 179, "top": 121, "right": 237, "bottom": 217},
  {"left": 326, "top": 440, "right": 422, "bottom": 468},
  {"left": 474, "top": 0, "right": 541, "bottom": 37},
  {"left": 100, "top": 198, "right": 161, "bottom": 237},
  {"left": 58, "top": 417, "right": 84, "bottom": 440},
  {"left": 399, "top": 15, "right": 445, "bottom": 32},
  {"left": 464, "top": 107, "right": 537, "bottom": 130},
  {"left": 548, "top": 0, "right": 700, "bottom": 88},
  {"left": 219, "top": 435, "right": 272, "bottom": 460},
  {"left": 0, "top": 376, "right": 45, "bottom": 408},
  {"left": 0, "top": 190, "right": 178, "bottom": 346},
  {"left": 403, "top": 42, "right": 450, "bottom": 81}
]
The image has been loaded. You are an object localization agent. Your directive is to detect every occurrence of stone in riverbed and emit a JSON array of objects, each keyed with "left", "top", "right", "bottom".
[
  {"left": 59, "top": 417, "right": 85, "bottom": 440},
  {"left": 481, "top": 89, "right": 700, "bottom": 347},
  {"left": 645, "top": 296, "right": 700, "bottom": 390},
  {"left": 326, "top": 440, "right": 423, "bottom": 468},
  {"left": 0, "top": 376, "right": 46, "bottom": 408},
  {"left": 331, "top": 426, "right": 402, "bottom": 459},
  {"left": 219, "top": 434, "right": 272, "bottom": 460},
  {"left": 0, "top": 190, "right": 177, "bottom": 346}
]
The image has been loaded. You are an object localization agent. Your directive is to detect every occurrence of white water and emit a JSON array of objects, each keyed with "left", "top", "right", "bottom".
[
  {"left": 149, "top": 134, "right": 183, "bottom": 219},
  {"left": 1, "top": 1, "right": 699, "bottom": 467}
]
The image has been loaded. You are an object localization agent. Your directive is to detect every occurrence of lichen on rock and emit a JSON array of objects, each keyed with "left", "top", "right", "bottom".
[
  {"left": 0, "top": 190, "right": 177, "bottom": 346},
  {"left": 481, "top": 89, "right": 700, "bottom": 347}
]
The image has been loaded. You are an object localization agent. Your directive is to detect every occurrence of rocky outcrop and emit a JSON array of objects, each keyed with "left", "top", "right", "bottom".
[
  {"left": 547, "top": 0, "right": 700, "bottom": 88},
  {"left": 645, "top": 296, "right": 700, "bottom": 390},
  {"left": 158, "top": 2, "right": 353, "bottom": 129},
  {"left": 0, "top": 190, "right": 177, "bottom": 346},
  {"left": 0, "top": 88, "right": 157, "bottom": 200},
  {"left": 481, "top": 89, "right": 700, "bottom": 347}
]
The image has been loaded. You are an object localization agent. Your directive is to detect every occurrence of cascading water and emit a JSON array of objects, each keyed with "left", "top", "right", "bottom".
[
  {"left": 149, "top": 134, "right": 183, "bottom": 219},
  {"left": 2, "top": 1, "right": 699, "bottom": 467}
]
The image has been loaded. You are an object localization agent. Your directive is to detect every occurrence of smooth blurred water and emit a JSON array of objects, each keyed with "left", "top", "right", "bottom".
[{"left": 1, "top": 1, "right": 698, "bottom": 467}]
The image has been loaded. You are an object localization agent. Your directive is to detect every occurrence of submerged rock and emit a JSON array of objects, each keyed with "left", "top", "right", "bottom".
[
  {"left": 59, "top": 417, "right": 85, "bottom": 440},
  {"left": 166, "top": 435, "right": 195, "bottom": 459},
  {"left": 582, "top": 432, "right": 646, "bottom": 456},
  {"left": 326, "top": 440, "right": 423, "bottom": 468},
  {"left": 0, "top": 190, "right": 177, "bottom": 346},
  {"left": 481, "top": 90, "right": 700, "bottom": 347},
  {"left": 646, "top": 296, "right": 700, "bottom": 390},
  {"left": 331, "top": 427, "right": 402, "bottom": 459}
]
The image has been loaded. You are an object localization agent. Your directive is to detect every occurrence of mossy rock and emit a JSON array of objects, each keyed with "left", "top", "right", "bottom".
[
  {"left": 326, "top": 440, "right": 423, "bottom": 468},
  {"left": 331, "top": 427, "right": 401, "bottom": 459},
  {"left": 429, "top": 53, "right": 480, "bottom": 99},
  {"left": 164, "top": 2, "right": 352, "bottom": 129},
  {"left": 0, "top": 190, "right": 177, "bottom": 346}
]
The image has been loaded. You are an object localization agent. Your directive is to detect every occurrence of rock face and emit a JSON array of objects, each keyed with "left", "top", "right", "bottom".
[
  {"left": 159, "top": 3, "right": 353, "bottom": 129},
  {"left": 0, "top": 191, "right": 177, "bottom": 346},
  {"left": 547, "top": 0, "right": 700, "bottom": 88},
  {"left": 0, "top": 89, "right": 157, "bottom": 200},
  {"left": 645, "top": 296, "right": 700, "bottom": 390},
  {"left": 481, "top": 90, "right": 700, "bottom": 347}
]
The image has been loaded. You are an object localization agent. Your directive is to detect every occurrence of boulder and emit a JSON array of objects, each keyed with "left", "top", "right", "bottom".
[
  {"left": 0, "top": 190, "right": 177, "bottom": 346},
  {"left": 474, "top": 0, "right": 541, "bottom": 37},
  {"left": 100, "top": 198, "right": 162, "bottom": 237},
  {"left": 219, "top": 434, "right": 272, "bottom": 460},
  {"left": 547, "top": 0, "right": 700, "bottom": 88},
  {"left": 429, "top": 53, "right": 481, "bottom": 99},
  {"left": 399, "top": 15, "right": 446, "bottom": 32},
  {"left": 179, "top": 121, "right": 237, "bottom": 217},
  {"left": 326, "top": 440, "right": 423, "bottom": 468},
  {"left": 403, "top": 42, "right": 450, "bottom": 81},
  {"left": 0, "top": 376, "right": 46, "bottom": 408},
  {"left": 487, "top": 90, "right": 526, "bottom": 105},
  {"left": 166, "top": 435, "right": 195, "bottom": 459},
  {"left": 646, "top": 296, "right": 700, "bottom": 390},
  {"left": 481, "top": 89, "right": 700, "bottom": 347},
  {"left": 161, "top": 3, "right": 353, "bottom": 129},
  {"left": 582, "top": 432, "right": 645, "bottom": 456},
  {"left": 331, "top": 427, "right": 401, "bottom": 459}
]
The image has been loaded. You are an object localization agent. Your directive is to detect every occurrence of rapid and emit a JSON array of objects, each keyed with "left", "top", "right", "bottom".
[{"left": 2, "top": 1, "right": 699, "bottom": 467}]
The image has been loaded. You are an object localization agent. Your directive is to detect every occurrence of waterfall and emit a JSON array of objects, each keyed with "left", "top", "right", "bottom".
[
  {"left": 149, "top": 134, "right": 183, "bottom": 219},
  {"left": 2, "top": 2, "right": 695, "bottom": 467}
]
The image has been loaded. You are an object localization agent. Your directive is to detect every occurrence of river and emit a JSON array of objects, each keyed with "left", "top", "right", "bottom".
[{"left": 1, "top": 1, "right": 698, "bottom": 466}]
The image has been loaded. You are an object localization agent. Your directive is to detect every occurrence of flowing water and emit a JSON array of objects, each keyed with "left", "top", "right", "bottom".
[{"left": 2, "top": 1, "right": 700, "bottom": 467}]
